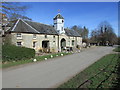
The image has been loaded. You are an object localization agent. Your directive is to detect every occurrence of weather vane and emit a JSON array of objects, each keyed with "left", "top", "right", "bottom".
[{"left": 58, "top": 9, "right": 60, "bottom": 13}]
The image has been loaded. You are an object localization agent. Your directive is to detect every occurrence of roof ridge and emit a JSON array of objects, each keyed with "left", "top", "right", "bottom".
[
  {"left": 11, "top": 19, "right": 20, "bottom": 31},
  {"left": 25, "top": 20, "right": 53, "bottom": 28}
]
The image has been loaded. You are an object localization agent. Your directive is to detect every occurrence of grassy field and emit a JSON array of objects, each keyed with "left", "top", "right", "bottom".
[
  {"left": 58, "top": 54, "right": 119, "bottom": 88},
  {"left": 1, "top": 52, "right": 71, "bottom": 68}
]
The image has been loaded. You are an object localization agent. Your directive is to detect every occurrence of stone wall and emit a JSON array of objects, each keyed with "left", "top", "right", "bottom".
[{"left": 9, "top": 33, "right": 82, "bottom": 53}]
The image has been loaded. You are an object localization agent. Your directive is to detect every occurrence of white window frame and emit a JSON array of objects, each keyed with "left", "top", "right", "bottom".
[
  {"left": 33, "top": 34, "right": 37, "bottom": 39},
  {"left": 72, "top": 40, "right": 75, "bottom": 46},
  {"left": 17, "top": 42, "right": 22, "bottom": 46},
  {"left": 68, "top": 41, "right": 70, "bottom": 45},
  {"left": 16, "top": 33, "right": 22, "bottom": 39},
  {"left": 17, "top": 33, "right": 21, "bottom": 37}
]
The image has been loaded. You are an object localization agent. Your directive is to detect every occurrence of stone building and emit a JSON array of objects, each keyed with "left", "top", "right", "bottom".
[{"left": 6, "top": 13, "right": 82, "bottom": 52}]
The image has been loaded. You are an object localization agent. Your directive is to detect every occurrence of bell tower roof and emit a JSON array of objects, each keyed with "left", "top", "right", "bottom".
[{"left": 53, "top": 13, "right": 64, "bottom": 20}]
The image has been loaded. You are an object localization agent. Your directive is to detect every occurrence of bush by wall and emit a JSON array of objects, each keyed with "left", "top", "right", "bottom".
[{"left": 2, "top": 44, "right": 35, "bottom": 62}]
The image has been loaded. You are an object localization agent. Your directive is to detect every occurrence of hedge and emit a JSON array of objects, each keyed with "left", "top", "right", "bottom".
[{"left": 2, "top": 44, "right": 35, "bottom": 62}]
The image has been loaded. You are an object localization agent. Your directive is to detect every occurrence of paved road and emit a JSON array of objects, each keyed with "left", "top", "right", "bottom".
[{"left": 2, "top": 46, "right": 114, "bottom": 88}]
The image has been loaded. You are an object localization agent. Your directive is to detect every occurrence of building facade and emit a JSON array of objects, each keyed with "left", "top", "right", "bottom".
[{"left": 6, "top": 13, "right": 82, "bottom": 52}]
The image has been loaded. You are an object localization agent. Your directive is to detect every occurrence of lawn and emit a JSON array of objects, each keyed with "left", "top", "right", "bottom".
[
  {"left": 113, "top": 46, "right": 120, "bottom": 52},
  {"left": 1, "top": 52, "right": 71, "bottom": 68},
  {"left": 58, "top": 54, "right": 119, "bottom": 88}
]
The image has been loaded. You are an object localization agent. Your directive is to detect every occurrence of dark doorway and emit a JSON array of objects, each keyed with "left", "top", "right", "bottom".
[
  {"left": 61, "top": 38, "right": 66, "bottom": 50},
  {"left": 42, "top": 41, "right": 49, "bottom": 48}
]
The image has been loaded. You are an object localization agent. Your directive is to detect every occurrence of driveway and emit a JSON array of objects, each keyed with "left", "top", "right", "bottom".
[{"left": 2, "top": 46, "right": 114, "bottom": 88}]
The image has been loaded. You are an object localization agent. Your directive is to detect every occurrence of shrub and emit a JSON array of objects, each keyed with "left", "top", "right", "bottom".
[{"left": 2, "top": 44, "right": 35, "bottom": 62}]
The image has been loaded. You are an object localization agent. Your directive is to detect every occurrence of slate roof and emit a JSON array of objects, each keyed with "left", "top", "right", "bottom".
[
  {"left": 9, "top": 19, "right": 58, "bottom": 35},
  {"left": 53, "top": 14, "right": 64, "bottom": 20},
  {"left": 64, "top": 28, "right": 81, "bottom": 37},
  {"left": 11, "top": 19, "right": 39, "bottom": 34},
  {"left": 24, "top": 20, "right": 58, "bottom": 35},
  {"left": 8, "top": 19, "right": 81, "bottom": 37}
]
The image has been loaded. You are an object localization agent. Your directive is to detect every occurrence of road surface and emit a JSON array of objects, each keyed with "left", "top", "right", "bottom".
[{"left": 2, "top": 46, "right": 114, "bottom": 88}]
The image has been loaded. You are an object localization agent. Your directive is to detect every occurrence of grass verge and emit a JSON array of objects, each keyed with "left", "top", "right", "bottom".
[
  {"left": 113, "top": 46, "right": 120, "bottom": 52},
  {"left": 58, "top": 54, "right": 119, "bottom": 88},
  {"left": 1, "top": 52, "right": 71, "bottom": 68}
]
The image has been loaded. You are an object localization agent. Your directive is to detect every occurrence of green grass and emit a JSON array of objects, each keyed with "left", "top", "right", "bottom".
[
  {"left": 58, "top": 54, "right": 119, "bottom": 88},
  {"left": 88, "top": 54, "right": 118, "bottom": 88},
  {"left": 113, "top": 46, "right": 120, "bottom": 52},
  {"left": 35, "top": 52, "right": 70, "bottom": 61},
  {"left": 1, "top": 52, "right": 72, "bottom": 68}
]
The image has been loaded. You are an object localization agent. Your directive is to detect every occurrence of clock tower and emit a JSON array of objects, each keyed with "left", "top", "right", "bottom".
[{"left": 53, "top": 13, "right": 65, "bottom": 34}]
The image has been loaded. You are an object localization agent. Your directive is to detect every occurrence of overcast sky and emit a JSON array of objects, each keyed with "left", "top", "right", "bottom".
[{"left": 20, "top": 2, "right": 118, "bottom": 36}]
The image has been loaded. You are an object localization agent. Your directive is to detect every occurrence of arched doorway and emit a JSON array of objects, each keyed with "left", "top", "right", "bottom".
[{"left": 61, "top": 38, "right": 66, "bottom": 51}]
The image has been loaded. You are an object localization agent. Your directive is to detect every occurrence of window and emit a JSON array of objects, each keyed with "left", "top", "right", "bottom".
[
  {"left": 68, "top": 41, "right": 70, "bottom": 45},
  {"left": 17, "top": 42, "right": 22, "bottom": 46},
  {"left": 16, "top": 33, "right": 21, "bottom": 37},
  {"left": 53, "top": 41, "right": 55, "bottom": 45},
  {"left": 57, "top": 30, "right": 60, "bottom": 33},
  {"left": 33, "top": 42, "right": 36, "bottom": 48},
  {"left": 72, "top": 40, "right": 74, "bottom": 46},
  {"left": 45, "top": 35, "right": 47, "bottom": 38},
  {"left": 53, "top": 35, "right": 55, "bottom": 38},
  {"left": 61, "top": 27, "right": 63, "bottom": 31},
  {"left": 33, "top": 34, "right": 36, "bottom": 39}
]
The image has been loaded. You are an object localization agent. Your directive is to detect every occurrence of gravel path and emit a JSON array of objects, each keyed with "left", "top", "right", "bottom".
[{"left": 2, "top": 46, "right": 114, "bottom": 88}]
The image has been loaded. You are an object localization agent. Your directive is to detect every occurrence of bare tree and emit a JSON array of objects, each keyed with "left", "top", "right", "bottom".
[
  {"left": 1, "top": 2, "right": 32, "bottom": 21},
  {"left": 82, "top": 26, "right": 89, "bottom": 39},
  {"left": 90, "top": 21, "right": 117, "bottom": 46}
]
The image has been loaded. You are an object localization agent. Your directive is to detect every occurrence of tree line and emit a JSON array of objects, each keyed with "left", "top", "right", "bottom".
[{"left": 71, "top": 21, "right": 119, "bottom": 46}]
